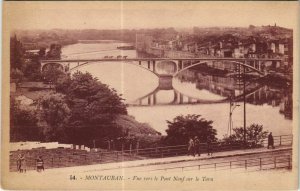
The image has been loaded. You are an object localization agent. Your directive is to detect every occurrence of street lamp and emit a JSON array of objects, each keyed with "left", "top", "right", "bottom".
[
  {"left": 228, "top": 98, "right": 240, "bottom": 136},
  {"left": 236, "top": 63, "right": 247, "bottom": 146},
  {"left": 243, "top": 64, "right": 247, "bottom": 147}
]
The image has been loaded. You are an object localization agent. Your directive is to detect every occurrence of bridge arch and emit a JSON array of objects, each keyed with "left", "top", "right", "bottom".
[
  {"left": 172, "top": 87, "right": 229, "bottom": 104},
  {"left": 173, "top": 60, "right": 264, "bottom": 77},
  {"left": 41, "top": 62, "right": 64, "bottom": 72},
  {"left": 155, "top": 60, "right": 178, "bottom": 74},
  {"left": 68, "top": 60, "right": 161, "bottom": 77}
]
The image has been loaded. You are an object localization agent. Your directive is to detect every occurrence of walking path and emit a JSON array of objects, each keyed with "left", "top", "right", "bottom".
[{"left": 12, "top": 145, "right": 292, "bottom": 175}]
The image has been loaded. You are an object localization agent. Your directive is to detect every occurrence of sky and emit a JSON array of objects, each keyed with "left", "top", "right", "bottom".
[{"left": 4, "top": 1, "right": 299, "bottom": 30}]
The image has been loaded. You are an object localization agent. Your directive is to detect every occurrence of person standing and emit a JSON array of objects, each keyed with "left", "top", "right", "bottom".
[
  {"left": 268, "top": 132, "right": 275, "bottom": 149},
  {"left": 207, "top": 137, "right": 213, "bottom": 156},
  {"left": 21, "top": 154, "right": 27, "bottom": 173},
  {"left": 194, "top": 136, "right": 201, "bottom": 157},
  {"left": 188, "top": 138, "right": 195, "bottom": 157},
  {"left": 17, "top": 154, "right": 22, "bottom": 173},
  {"left": 36, "top": 156, "right": 44, "bottom": 172},
  {"left": 17, "top": 154, "right": 26, "bottom": 173}
]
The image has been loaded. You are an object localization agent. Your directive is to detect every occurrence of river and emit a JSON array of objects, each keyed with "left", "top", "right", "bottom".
[{"left": 61, "top": 41, "right": 292, "bottom": 138}]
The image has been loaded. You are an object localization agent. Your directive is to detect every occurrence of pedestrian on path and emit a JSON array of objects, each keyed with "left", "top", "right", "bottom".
[
  {"left": 17, "top": 154, "right": 26, "bottom": 173},
  {"left": 36, "top": 156, "right": 44, "bottom": 172},
  {"left": 194, "top": 136, "right": 201, "bottom": 157},
  {"left": 21, "top": 154, "right": 27, "bottom": 173},
  {"left": 188, "top": 138, "right": 195, "bottom": 157},
  {"left": 207, "top": 137, "right": 213, "bottom": 156},
  {"left": 17, "top": 154, "right": 22, "bottom": 173},
  {"left": 268, "top": 132, "right": 275, "bottom": 149}
]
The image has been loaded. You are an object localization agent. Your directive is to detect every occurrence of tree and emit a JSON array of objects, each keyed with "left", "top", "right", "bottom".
[
  {"left": 10, "top": 97, "right": 40, "bottom": 141},
  {"left": 10, "top": 35, "right": 25, "bottom": 70},
  {"left": 46, "top": 44, "right": 62, "bottom": 59},
  {"left": 10, "top": 36, "right": 44, "bottom": 82},
  {"left": 10, "top": 68, "right": 24, "bottom": 82},
  {"left": 164, "top": 114, "right": 217, "bottom": 146},
  {"left": 41, "top": 64, "right": 65, "bottom": 84},
  {"left": 223, "top": 124, "right": 268, "bottom": 147},
  {"left": 38, "top": 47, "right": 46, "bottom": 58},
  {"left": 55, "top": 73, "right": 72, "bottom": 94},
  {"left": 37, "top": 92, "right": 70, "bottom": 142},
  {"left": 63, "top": 72, "right": 127, "bottom": 146},
  {"left": 23, "top": 54, "right": 42, "bottom": 81},
  {"left": 113, "top": 115, "right": 161, "bottom": 149}
]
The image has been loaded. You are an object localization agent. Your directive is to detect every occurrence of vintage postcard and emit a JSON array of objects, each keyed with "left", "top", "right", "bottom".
[{"left": 1, "top": 1, "right": 299, "bottom": 190}]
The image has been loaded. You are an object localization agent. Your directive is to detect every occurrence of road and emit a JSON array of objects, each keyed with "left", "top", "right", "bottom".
[{"left": 10, "top": 147, "right": 292, "bottom": 176}]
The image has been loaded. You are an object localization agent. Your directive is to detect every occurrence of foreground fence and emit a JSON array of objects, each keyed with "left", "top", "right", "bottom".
[
  {"left": 150, "top": 154, "right": 292, "bottom": 172},
  {"left": 10, "top": 135, "right": 292, "bottom": 172},
  {"left": 121, "top": 134, "right": 293, "bottom": 158}
]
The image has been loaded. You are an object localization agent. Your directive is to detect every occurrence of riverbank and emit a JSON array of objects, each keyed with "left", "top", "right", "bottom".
[{"left": 256, "top": 73, "right": 292, "bottom": 88}]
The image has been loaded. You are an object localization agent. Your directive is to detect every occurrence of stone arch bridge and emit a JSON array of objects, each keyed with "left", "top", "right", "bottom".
[
  {"left": 41, "top": 58, "right": 282, "bottom": 102},
  {"left": 41, "top": 57, "right": 282, "bottom": 78}
]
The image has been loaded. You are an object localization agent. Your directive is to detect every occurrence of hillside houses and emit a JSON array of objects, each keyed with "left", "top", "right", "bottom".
[
  {"left": 137, "top": 25, "right": 291, "bottom": 54},
  {"left": 136, "top": 25, "right": 292, "bottom": 72},
  {"left": 195, "top": 34, "right": 291, "bottom": 59}
]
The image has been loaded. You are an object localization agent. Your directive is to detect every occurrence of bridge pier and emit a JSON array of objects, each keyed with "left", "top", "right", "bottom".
[
  {"left": 141, "top": 93, "right": 158, "bottom": 106},
  {"left": 152, "top": 60, "right": 156, "bottom": 73},
  {"left": 179, "top": 93, "right": 183, "bottom": 104},
  {"left": 264, "top": 86, "right": 268, "bottom": 100},
  {"left": 67, "top": 63, "right": 70, "bottom": 72},
  {"left": 255, "top": 61, "right": 260, "bottom": 71},
  {"left": 158, "top": 75, "right": 173, "bottom": 90},
  {"left": 148, "top": 96, "right": 151, "bottom": 105},
  {"left": 179, "top": 60, "right": 183, "bottom": 71},
  {"left": 172, "top": 90, "right": 178, "bottom": 103},
  {"left": 258, "top": 87, "right": 262, "bottom": 100},
  {"left": 173, "top": 91, "right": 178, "bottom": 104},
  {"left": 153, "top": 93, "right": 157, "bottom": 105}
]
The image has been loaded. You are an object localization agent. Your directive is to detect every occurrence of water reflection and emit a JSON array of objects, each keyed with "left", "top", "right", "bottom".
[{"left": 131, "top": 65, "right": 292, "bottom": 119}]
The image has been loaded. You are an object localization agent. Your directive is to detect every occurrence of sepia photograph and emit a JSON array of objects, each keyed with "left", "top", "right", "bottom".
[{"left": 1, "top": 1, "right": 299, "bottom": 190}]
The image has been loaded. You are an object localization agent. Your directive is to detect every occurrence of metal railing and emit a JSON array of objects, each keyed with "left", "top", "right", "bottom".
[
  {"left": 150, "top": 154, "right": 292, "bottom": 173},
  {"left": 120, "top": 134, "right": 293, "bottom": 158}
]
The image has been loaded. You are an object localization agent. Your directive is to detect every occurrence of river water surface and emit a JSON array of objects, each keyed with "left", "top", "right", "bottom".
[{"left": 61, "top": 41, "right": 292, "bottom": 138}]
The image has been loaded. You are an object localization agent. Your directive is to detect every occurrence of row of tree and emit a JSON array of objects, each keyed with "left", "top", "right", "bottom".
[
  {"left": 11, "top": 71, "right": 129, "bottom": 148},
  {"left": 14, "top": 28, "right": 178, "bottom": 45},
  {"left": 11, "top": 77, "right": 269, "bottom": 149},
  {"left": 10, "top": 35, "right": 62, "bottom": 82},
  {"left": 10, "top": 35, "right": 161, "bottom": 149},
  {"left": 164, "top": 114, "right": 269, "bottom": 147}
]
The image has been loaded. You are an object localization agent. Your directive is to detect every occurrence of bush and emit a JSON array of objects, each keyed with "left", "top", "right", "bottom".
[
  {"left": 223, "top": 124, "right": 268, "bottom": 148},
  {"left": 164, "top": 114, "right": 217, "bottom": 146}
]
